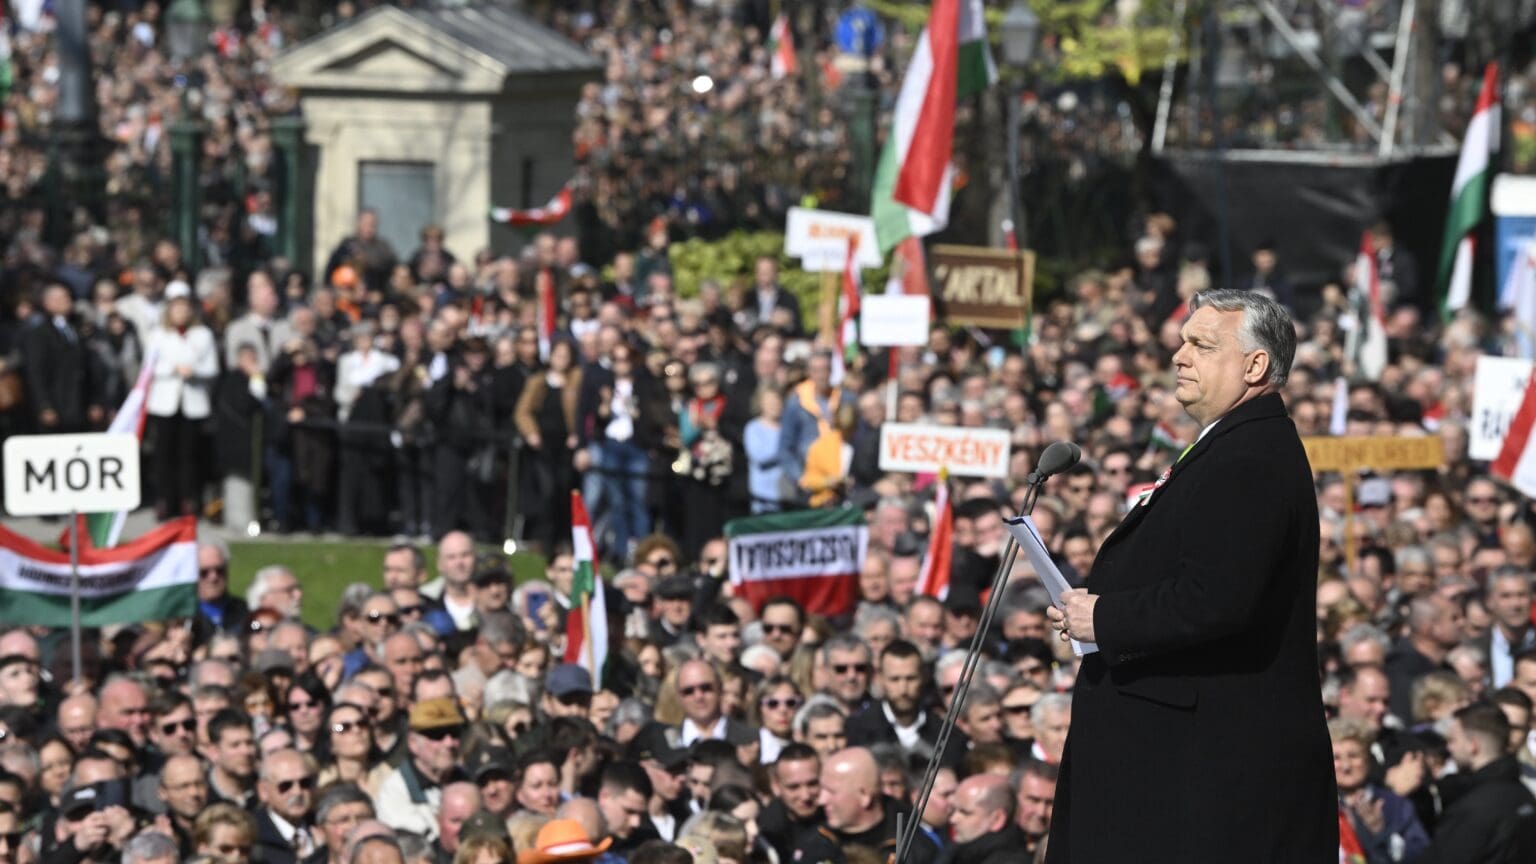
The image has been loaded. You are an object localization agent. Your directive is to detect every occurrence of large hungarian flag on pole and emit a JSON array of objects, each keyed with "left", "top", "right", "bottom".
[
  {"left": 562, "top": 491, "right": 608, "bottom": 688},
  {"left": 88, "top": 350, "right": 156, "bottom": 548},
  {"left": 870, "top": 0, "right": 995, "bottom": 253},
  {"left": 1438, "top": 63, "right": 1499, "bottom": 318},
  {"left": 0, "top": 517, "right": 196, "bottom": 627},
  {"left": 916, "top": 470, "right": 953, "bottom": 599},
  {"left": 726, "top": 508, "right": 868, "bottom": 616}
]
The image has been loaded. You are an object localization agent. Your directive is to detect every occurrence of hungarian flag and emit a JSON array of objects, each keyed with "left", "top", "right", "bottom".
[
  {"left": 86, "top": 350, "right": 156, "bottom": 548},
  {"left": 536, "top": 267, "right": 557, "bottom": 362},
  {"left": 562, "top": 491, "right": 608, "bottom": 688},
  {"left": 1439, "top": 63, "right": 1499, "bottom": 318},
  {"left": 1493, "top": 372, "right": 1536, "bottom": 499},
  {"left": 916, "top": 471, "right": 953, "bottom": 599},
  {"left": 0, "top": 517, "right": 196, "bottom": 627},
  {"left": 870, "top": 0, "right": 995, "bottom": 253},
  {"left": 767, "top": 13, "right": 796, "bottom": 80},
  {"left": 1338, "top": 806, "right": 1367, "bottom": 864},
  {"left": 1349, "top": 231, "right": 1388, "bottom": 380},
  {"left": 886, "top": 236, "right": 930, "bottom": 298},
  {"left": 490, "top": 185, "right": 573, "bottom": 227},
  {"left": 725, "top": 508, "right": 868, "bottom": 616},
  {"left": 832, "top": 235, "right": 862, "bottom": 385}
]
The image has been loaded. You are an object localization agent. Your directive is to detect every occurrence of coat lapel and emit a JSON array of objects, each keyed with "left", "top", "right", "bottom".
[{"left": 1100, "top": 393, "right": 1289, "bottom": 548}]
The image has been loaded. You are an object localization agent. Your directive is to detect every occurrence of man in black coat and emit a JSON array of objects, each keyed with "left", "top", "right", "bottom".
[
  {"left": 1048, "top": 290, "right": 1336, "bottom": 861},
  {"left": 24, "top": 283, "right": 103, "bottom": 432},
  {"left": 940, "top": 774, "right": 1028, "bottom": 864},
  {"left": 1418, "top": 702, "right": 1536, "bottom": 864},
  {"left": 845, "top": 639, "right": 959, "bottom": 770}
]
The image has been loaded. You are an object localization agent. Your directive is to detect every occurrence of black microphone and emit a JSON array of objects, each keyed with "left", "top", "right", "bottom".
[{"left": 1026, "top": 441, "right": 1082, "bottom": 486}]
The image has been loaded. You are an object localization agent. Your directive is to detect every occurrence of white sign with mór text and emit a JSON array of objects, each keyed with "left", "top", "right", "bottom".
[{"left": 3, "top": 433, "right": 141, "bottom": 516}]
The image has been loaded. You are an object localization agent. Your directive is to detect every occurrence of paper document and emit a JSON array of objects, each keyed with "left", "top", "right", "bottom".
[{"left": 1005, "top": 516, "right": 1098, "bottom": 655}]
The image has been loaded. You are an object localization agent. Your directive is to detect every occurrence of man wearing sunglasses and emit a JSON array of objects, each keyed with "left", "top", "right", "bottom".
[
  {"left": 375, "top": 697, "right": 467, "bottom": 841},
  {"left": 134, "top": 693, "right": 200, "bottom": 813},
  {"left": 671, "top": 660, "right": 752, "bottom": 748},
  {"left": 253, "top": 749, "right": 317, "bottom": 864},
  {"left": 193, "top": 541, "right": 250, "bottom": 637},
  {"left": 817, "top": 636, "right": 873, "bottom": 717}
]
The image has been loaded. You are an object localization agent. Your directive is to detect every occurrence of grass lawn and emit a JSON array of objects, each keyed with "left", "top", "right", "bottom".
[{"left": 227, "top": 539, "right": 549, "bottom": 630}]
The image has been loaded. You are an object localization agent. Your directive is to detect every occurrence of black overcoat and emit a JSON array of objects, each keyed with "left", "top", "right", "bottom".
[{"left": 1046, "top": 393, "right": 1337, "bottom": 863}]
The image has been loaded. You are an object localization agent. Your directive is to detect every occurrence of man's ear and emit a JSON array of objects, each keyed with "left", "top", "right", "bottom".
[{"left": 1244, "top": 350, "right": 1271, "bottom": 386}]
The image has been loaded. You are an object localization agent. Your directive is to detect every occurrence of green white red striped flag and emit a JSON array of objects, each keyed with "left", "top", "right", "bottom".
[
  {"left": 832, "top": 234, "right": 862, "bottom": 385},
  {"left": 562, "top": 491, "right": 608, "bottom": 688},
  {"left": 87, "top": 350, "right": 156, "bottom": 548},
  {"left": 767, "top": 13, "right": 796, "bottom": 80},
  {"left": 1439, "top": 63, "right": 1499, "bottom": 318},
  {"left": 870, "top": 0, "right": 995, "bottom": 253},
  {"left": 725, "top": 507, "right": 867, "bottom": 616},
  {"left": 916, "top": 470, "right": 952, "bottom": 599},
  {"left": 1352, "top": 231, "right": 1388, "bottom": 380},
  {"left": 0, "top": 516, "right": 197, "bottom": 627}
]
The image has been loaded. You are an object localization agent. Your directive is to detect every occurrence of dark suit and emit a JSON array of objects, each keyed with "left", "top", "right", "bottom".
[
  {"left": 23, "top": 316, "right": 99, "bottom": 431},
  {"left": 252, "top": 808, "right": 307, "bottom": 864},
  {"left": 1047, "top": 393, "right": 1336, "bottom": 862},
  {"left": 845, "top": 702, "right": 962, "bottom": 770}
]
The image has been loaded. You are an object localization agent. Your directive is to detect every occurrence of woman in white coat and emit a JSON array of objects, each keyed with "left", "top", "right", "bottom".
[{"left": 145, "top": 283, "right": 219, "bottom": 517}]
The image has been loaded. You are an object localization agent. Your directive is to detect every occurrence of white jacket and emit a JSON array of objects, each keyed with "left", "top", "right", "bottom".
[{"left": 146, "top": 325, "right": 219, "bottom": 419}]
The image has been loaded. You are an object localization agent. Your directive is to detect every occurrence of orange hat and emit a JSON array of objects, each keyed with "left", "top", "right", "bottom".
[
  {"left": 515, "top": 819, "right": 613, "bottom": 864},
  {"left": 331, "top": 264, "right": 359, "bottom": 289}
]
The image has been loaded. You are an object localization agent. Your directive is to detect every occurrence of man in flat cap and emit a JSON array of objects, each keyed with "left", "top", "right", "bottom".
[{"left": 375, "top": 697, "right": 467, "bottom": 840}]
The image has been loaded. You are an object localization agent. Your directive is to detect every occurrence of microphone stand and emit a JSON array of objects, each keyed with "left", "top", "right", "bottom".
[{"left": 893, "top": 468, "right": 1056, "bottom": 864}]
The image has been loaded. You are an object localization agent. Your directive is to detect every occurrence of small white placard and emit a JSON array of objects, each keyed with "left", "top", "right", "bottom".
[{"left": 860, "top": 295, "right": 930, "bottom": 347}]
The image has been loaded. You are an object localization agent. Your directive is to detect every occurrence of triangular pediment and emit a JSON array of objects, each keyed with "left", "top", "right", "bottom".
[
  {"left": 272, "top": 6, "right": 508, "bottom": 95},
  {"left": 318, "top": 38, "right": 462, "bottom": 82}
]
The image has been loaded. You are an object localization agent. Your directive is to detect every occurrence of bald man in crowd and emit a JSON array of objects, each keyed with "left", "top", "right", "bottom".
[
  {"left": 947, "top": 774, "right": 1026, "bottom": 864},
  {"left": 57, "top": 694, "right": 97, "bottom": 753},
  {"left": 792, "top": 747, "right": 936, "bottom": 864}
]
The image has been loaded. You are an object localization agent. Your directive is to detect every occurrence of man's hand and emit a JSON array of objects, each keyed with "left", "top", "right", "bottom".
[{"left": 1047, "top": 588, "right": 1099, "bottom": 643}]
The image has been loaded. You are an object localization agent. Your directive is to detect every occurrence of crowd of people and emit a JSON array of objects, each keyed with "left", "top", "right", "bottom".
[{"left": 2, "top": 2, "right": 1536, "bottom": 864}]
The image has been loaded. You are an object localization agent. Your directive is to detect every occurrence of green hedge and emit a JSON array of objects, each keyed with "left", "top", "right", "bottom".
[{"left": 668, "top": 231, "right": 891, "bottom": 336}]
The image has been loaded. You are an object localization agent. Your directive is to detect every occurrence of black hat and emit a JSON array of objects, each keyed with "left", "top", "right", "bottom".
[
  {"left": 466, "top": 745, "right": 515, "bottom": 782},
  {"left": 656, "top": 575, "right": 694, "bottom": 601},
  {"left": 461, "top": 810, "right": 512, "bottom": 844},
  {"left": 627, "top": 723, "right": 691, "bottom": 769}
]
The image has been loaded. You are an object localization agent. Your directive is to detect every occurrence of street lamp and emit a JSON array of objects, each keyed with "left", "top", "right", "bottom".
[
  {"left": 1001, "top": 1, "right": 1042, "bottom": 67},
  {"left": 999, "top": 1, "right": 1042, "bottom": 253},
  {"left": 166, "top": 0, "right": 211, "bottom": 62}
]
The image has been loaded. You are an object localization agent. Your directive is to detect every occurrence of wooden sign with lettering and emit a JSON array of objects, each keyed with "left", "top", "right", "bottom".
[
  {"left": 1301, "top": 436, "right": 1445, "bottom": 472},
  {"left": 931, "top": 245, "right": 1034, "bottom": 329}
]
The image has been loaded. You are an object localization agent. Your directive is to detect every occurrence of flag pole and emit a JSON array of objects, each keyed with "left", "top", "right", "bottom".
[
  {"left": 69, "top": 508, "right": 81, "bottom": 685},
  {"left": 582, "top": 595, "right": 594, "bottom": 681}
]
